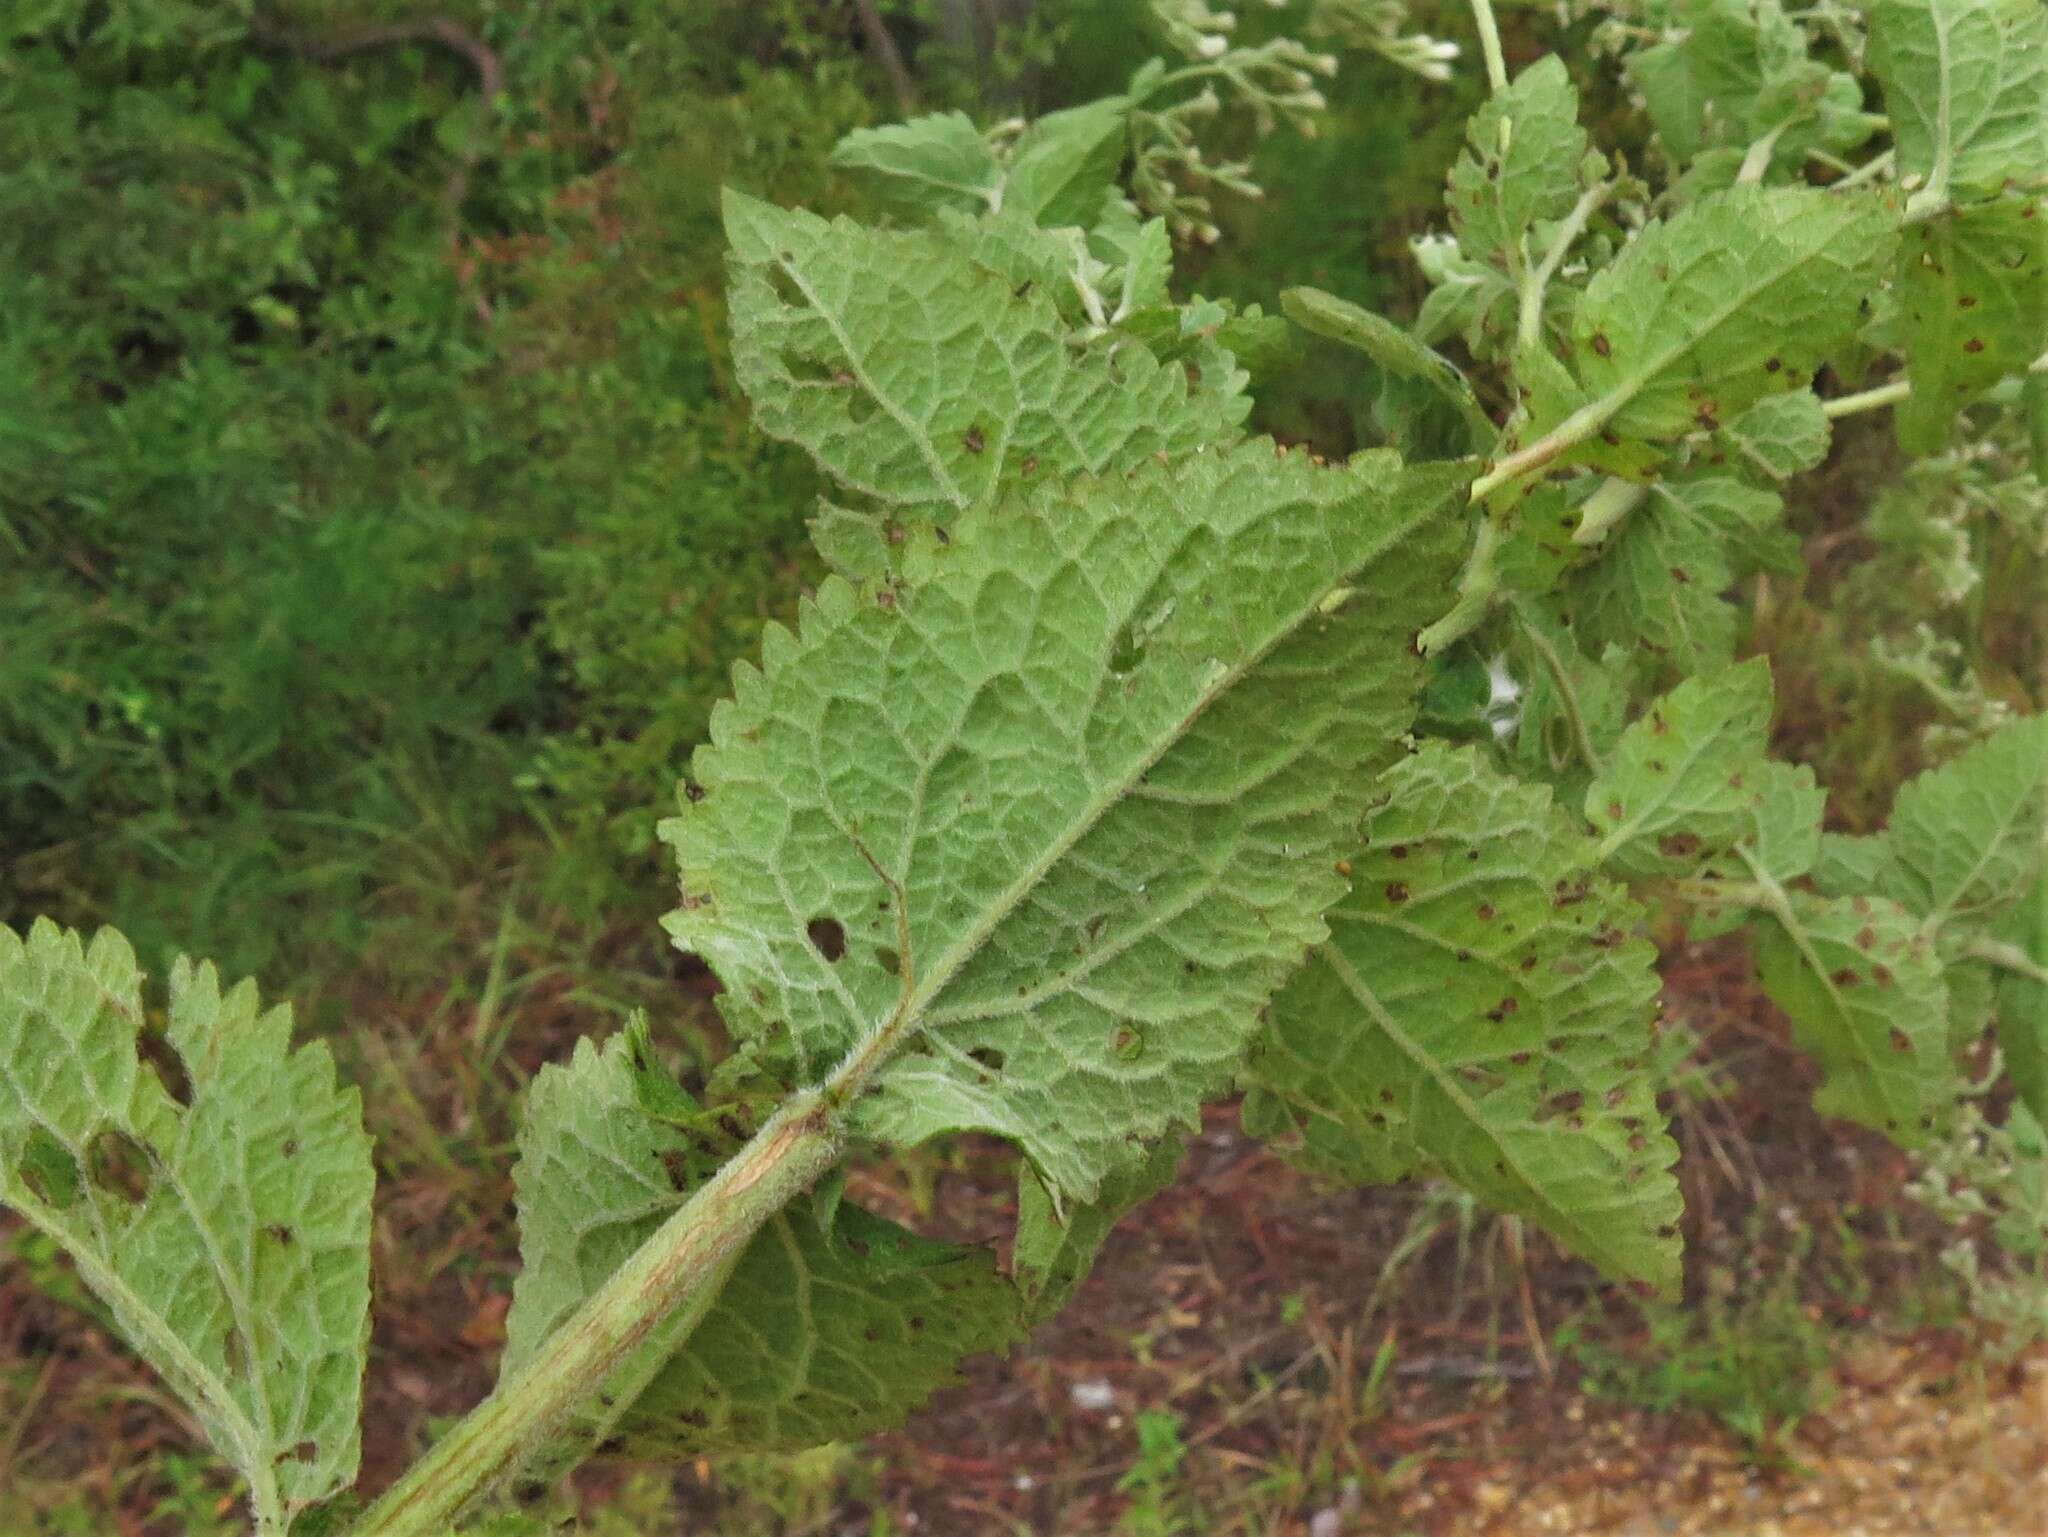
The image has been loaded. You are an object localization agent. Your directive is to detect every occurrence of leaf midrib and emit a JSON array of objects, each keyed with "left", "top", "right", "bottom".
[{"left": 822, "top": 478, "right": 1445, "bottom": 1117}]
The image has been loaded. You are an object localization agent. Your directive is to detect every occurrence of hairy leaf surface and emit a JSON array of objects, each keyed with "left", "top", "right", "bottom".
[
  {"left": 1895, "top": 196, "right": 2048, "bottom": 453},
  {"left": 1584, "top": 658, "right": 1775, "bottom": 878},
  {"left": 0, "top": 922, "right": 371, "bottom": 1528},
  {"left": 828, "top": 113, "right": 1003, "bottom": 216},
  {"left": 1555, "top": 187, "right": 1893, "bottom": 448},
  {"left": 502, "top": 1035, "right": 1019, "bottom": 1460},
  {"left": 1754, "top": 893, "right": 1952, "bottom": 1144},
  {"left": 1718, "top": 390, "right": 1831, "bottom": 480},
  {"left": 1243, "top": 746, "right": 1681, "bottom": 1289},
  {"left": 723, "top": 191, "right": 1246, "bottom": 516},
  {"left": 1012, "top": 1136, "right": 1183, "bottom": 1321},
  {"left": 1869, "top": 0, "right": 2048, "bottom": 205},
  {"left": 1566, "top": 479, "right": 1783, "bottom": 678},
  {"left": 1885, "top": 714, "right": 2048, "bottom": 928},
  {"left": 1447, "top": 57, "right": 1590, "bottom": 266},
  {"left": 662, "top": 442, "right": 1465, "bottom": 1202}
]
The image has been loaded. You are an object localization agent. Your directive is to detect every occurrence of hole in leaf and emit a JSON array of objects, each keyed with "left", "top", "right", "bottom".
[
  {"left": 1108, "top": 622, "right": 1144, "bottom": 674},
  {"left": 968, "top": 1047, "right": 1005, "bottom": 1077},
  {"left": 86, "top": 1130, "right": 152, "bottom": 1205},
  {"left": 1111, "top": 1025, "right": 1143, "bottom": 1062},
  {"left": 806, "top": 918, "right": 847, "bottom": 962},
  {"left": 137, "top": 1030, "right": 192, "bottom": 1109},
  {"left": 766, "top": 264, "right": 806, "bottom": 308},
  {"left": 875, "top": 945, "right": 901, "bottom": 976},
  {"left": 15, "top": 1130, "right": 81, "bottom": 1211}
]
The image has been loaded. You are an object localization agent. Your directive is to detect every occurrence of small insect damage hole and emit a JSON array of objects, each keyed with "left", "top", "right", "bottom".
[
  {"left": 1108, "top": 622, "right": 1144, "bottom": 675},
  {"left": 875, "top": 945, "right": 902, "bottom": 976},
  {"left": 806, "top": 917, "right": 848, "bottom": 962},
  {"left": 87, "top": 1129, "right": 153, "bottom": 1205},
  {"left": 137, "top": 1029, "right": 193, "bottom": 1109},
  {"left": 1111, "top": 1025, "right": 1144, "bottom": 1062},
  {"left": 968, "top": 1047, "right": 1005, "bottom": 1076},
  {"left": 14, "top": 1129, "right": 82, "bottom": 1210}
]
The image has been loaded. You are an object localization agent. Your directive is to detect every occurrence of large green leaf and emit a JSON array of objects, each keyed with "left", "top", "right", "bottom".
[
  {"left": 1894, "top": 195, "right": 2048, "bottom": 453},
  {"left": 1242, "top": 746, "right": 1681, "bottom": 1290},
  {"left": 1753, "top": 893, "right": 1953, "bottom": 1145},
  {"left": 501, "top": 1034, "right": 1020, "bottom": 1464},
  {"left": 1012, "top": 1136, "right": 1183, "bottom": 1321},
  {"left": 1716, "top": 390, "right": 1831, "bottom": 480},
  {"left": 723, "top": 191, "right": 1247, "bottom": 516},
  {"left": 0, "top": 922, "right": 372, "bottom": 1532},
  {"left": 1547, "top": 187, "right": 1894, "bottom": 450},
  {"left": 1565, "top": 478, "right": 1786, "bottom": 679},
  {"left": 828, "top": 113, "right": 1003, "bottom": 217},
  {"left": 1003, "top": 98, "right": 1132, "bottom": 227},
  {"left": 661, "top": 441, "right": 1465, "bottom": 1203},
  {"left": 1447, "top": 56, "right": 1591, "bottom": 266},
  {"left": 1868, "top": 0, "right": 2048, "bottom": 208},
  {"left": 1629, "top": 0, "right": 1877, "bottom": 172},
  {"left": 1583, "top": 658, "right": 1776, "bottom": 878},
  {"left": 1885, "top": 714, "right": 2048, "bottom": 929}
]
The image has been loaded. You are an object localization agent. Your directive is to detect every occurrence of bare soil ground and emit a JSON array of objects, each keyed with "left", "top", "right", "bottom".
[{"left": 4, "top": 939, "right": 2044, "bottom": 1535}]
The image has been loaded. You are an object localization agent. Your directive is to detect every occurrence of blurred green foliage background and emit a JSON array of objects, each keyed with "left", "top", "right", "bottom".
[{"left": 0, "top": 0, "right": 1452, "bottom": 988}]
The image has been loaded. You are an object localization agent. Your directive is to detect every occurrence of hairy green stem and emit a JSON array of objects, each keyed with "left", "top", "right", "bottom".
[
  {"left": 1465, "top": 0, "right": 1509, "bottom": 93},
  {"left": 1964, "top": 936, "right": 2048, "bottom": 988},
  {"left": 349, "top": 1093, "right": 842, "bottom": 1536},
  {"left": 1518, "top": 182, "right": 1611, "bottom": 351},
  {"left": 1417, "top": 511, "right": 1506, "bottom": 655},
  {"left": 1468, "top": 395, "right": 1618, "bottom": 501},
  {"left": 1736, "top": 119, "right": 1790, "bottom": 185},
  {"left": 1824, "top": 377, "right": 1912, "bottom": 419},
  {"left": 1828, "top": 147, "right": 1895, "bottom": 192},
  {"left": 1572, "top": 477, "right": 1648, "bottom": 547}
]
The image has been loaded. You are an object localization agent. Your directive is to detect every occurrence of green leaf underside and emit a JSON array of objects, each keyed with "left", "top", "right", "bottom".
[
  {"left": 1585, "top": 658, "right": 1775, "bottom": 878},
  {"left": 1869, "top": 0, "right": 2048, "bottom": 203},
  {"left": 828, "top": 112, "right": 1002, "bottom": 216},
  {"left": 1556, "top": 187, "right": 1894, "bottom": 445},
  {"left": 1447, "top": 56, "right": 1590, "bottom": 264},
  {"left": 0, "top": 922, "right": 371, "bottom": 1528},
  {"left": 723, "top": 190, "right": 1247, "bottom": 517},
  {"left": 1012, "top": 1135, "right": 1183, "bottom": 1321},
  {"left": 1882, "top": 714, "right": 2048, "bottom": 928},
  {"left": 1567, "top": 479, "right": 1786, "bottom": 678},
  {"left": 1003, "top": 99, "right": 1132, "bottom": 227},
  {"left": 662, "top": 441, "right": 1466, "bottom": 1203},
  {"left": 1754, "top": 894, "right": 1952, "bottom": 1145},
  {"left": 1896, "top": 196, "right": 2048, "bottom": 453},
  {"left": 502, "top": 1036, "right": 1019, "bottom": 1460},
  {"left": 1243, "top": 746, "right": 1681, "bottom": 1291},
  {"left": 1719, "top": 391, "right": 1832, "bottom": 479},
  {"left": 1630, "top": 0, "right": 1801, "bottom": 162}
]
